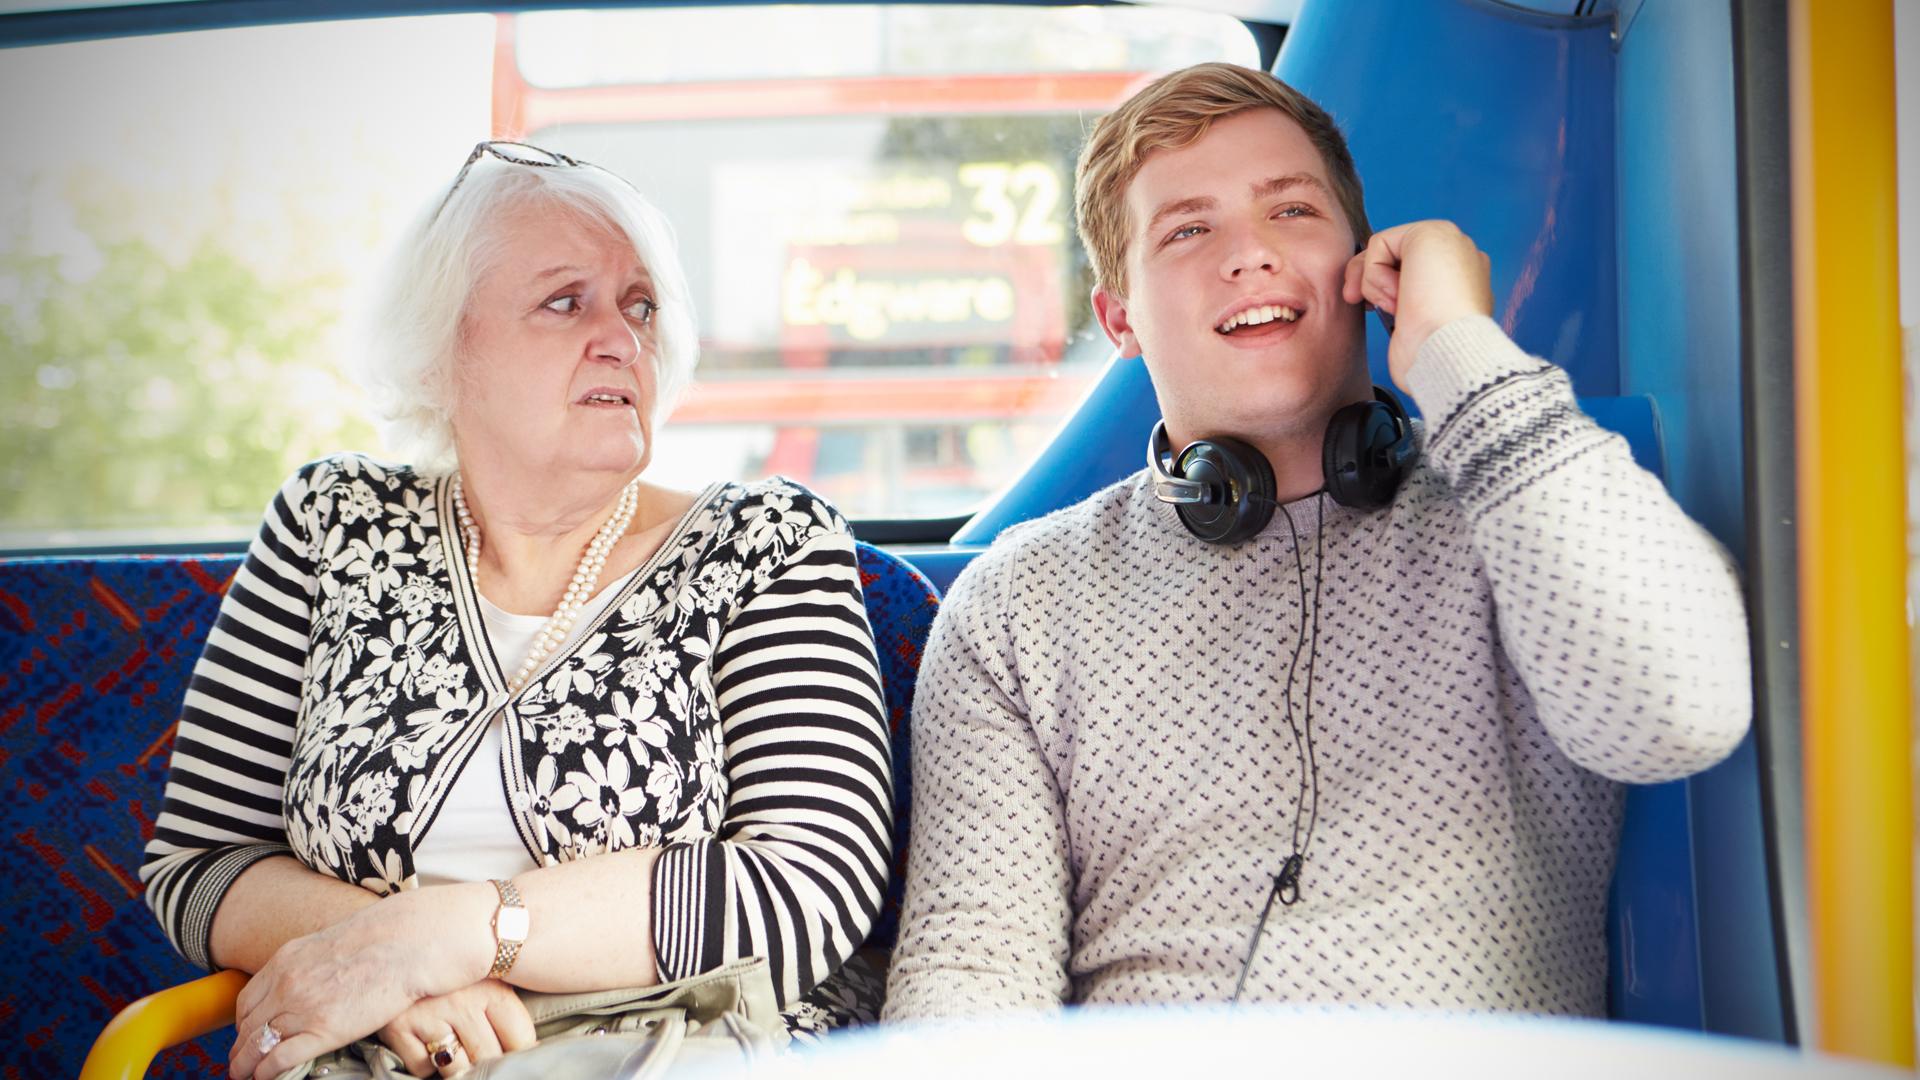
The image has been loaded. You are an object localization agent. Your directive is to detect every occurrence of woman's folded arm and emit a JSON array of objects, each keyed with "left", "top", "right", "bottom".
[{"left": 650, "top": 529, "right": 892, "bottom": 1007}]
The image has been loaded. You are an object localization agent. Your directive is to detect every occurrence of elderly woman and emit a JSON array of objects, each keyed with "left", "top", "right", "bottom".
[{"left": 139, "top": 142, "right": 891, "bottom": 1079}]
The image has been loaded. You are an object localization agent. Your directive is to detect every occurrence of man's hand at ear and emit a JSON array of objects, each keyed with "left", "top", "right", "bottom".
[{"left": 1342, "top": 220, "right": 1495, "bottom": 388}]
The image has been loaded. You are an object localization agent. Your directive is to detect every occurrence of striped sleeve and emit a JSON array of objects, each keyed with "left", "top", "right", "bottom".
[
  {"left": 139, "top": 467, "right": 318, "bottom": 970},
  {"left": 650, "top": 527, "right": 892, "bottom": 1007}
]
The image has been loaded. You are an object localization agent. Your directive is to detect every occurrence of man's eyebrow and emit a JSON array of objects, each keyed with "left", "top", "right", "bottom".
[
  {"left": 1144, "top": 195, "right": 1216, "bottom": 235},
  {"left": 1252, "top": 173, "right": 1332, "bottom": 200},
  {"left": 1142, "top": 175, "right": 1333, "bottom": 236}
]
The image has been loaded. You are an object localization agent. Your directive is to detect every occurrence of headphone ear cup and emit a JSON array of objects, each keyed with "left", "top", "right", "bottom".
[
  {"left": 1322, "top": 399, "right": 1371, "bottom": 507},
  {"left": 1175, "top": 436, "right": 1275, "bottom": 544},
  {"left": 1322, "top": 395, "right": 1411, "bottom": 509}
]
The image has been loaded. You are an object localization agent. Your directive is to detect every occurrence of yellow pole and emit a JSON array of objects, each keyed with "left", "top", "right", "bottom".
[{"left": 1789, "top": 0, "right": 1914, "bottom": 1065}]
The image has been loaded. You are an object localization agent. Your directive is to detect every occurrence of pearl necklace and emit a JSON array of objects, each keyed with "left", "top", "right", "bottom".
[{"left": 452, "top": 475, "right": 641, "bottom": 693}]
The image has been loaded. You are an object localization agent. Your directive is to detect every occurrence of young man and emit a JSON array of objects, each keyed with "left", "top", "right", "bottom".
[{"left": 882, "top": 63, "right": 1750, "bottom": 1018}]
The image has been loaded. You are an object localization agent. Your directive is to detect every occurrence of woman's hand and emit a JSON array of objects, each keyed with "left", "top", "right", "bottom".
[
  {"left": 378, "top": 980, "right": 538, "bottom": 1077},
  {"left": 228, "top": 882, "right": 496, "bottom": 1079}
]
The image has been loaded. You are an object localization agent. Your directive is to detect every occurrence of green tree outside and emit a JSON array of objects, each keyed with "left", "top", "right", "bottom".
[{"left": 0, "top": 200, "right": 377, "bottom": 546}]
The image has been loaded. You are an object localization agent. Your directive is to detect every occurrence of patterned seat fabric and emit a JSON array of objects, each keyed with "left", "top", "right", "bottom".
[
  {"left": 0, "top": 545, "right": 937, "bottom": 1079},
  {"left": 852, "top": 545, "right": 940, "bottom": 949}
]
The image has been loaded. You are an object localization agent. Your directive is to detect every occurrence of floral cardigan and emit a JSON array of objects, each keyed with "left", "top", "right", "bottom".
[{"left": 141, "top": 455, "right": 893, "bottom": 1030}]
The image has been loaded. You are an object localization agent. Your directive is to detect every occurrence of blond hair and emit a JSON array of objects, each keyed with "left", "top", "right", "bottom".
[{"left": 1075, "top": 62, "right": 1370, "bottom": 296}]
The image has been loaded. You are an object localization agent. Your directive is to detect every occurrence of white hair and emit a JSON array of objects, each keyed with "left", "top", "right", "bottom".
[{"left": 356, "top": 152, "right": 699, "bottom": 472}]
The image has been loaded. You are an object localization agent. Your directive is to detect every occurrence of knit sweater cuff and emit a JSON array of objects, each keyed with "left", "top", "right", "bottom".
[
  {"left": 1401, "top": 316, "right": 1615, "bottom": 517},
  {"left": 1400, "top": 314, "right": 1550, "bottom": 427}
]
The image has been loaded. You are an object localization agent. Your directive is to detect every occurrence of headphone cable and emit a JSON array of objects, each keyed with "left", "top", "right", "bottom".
[
  {"left": 1299, "top": 492, "right": 1326, "bottom": 857},
  {"left": 1232, "top": 490, "right": 1326, "bottom": 1002}
]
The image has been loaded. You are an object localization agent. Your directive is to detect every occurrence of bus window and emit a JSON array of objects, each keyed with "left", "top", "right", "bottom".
[
  {"left": 499, "top": 6, "right": 1258, "bottom": 519},
  {"left": 0, "top": 16, "right": 496, "bottom": 550},
  {"left": 0, "top": 6, "right": 1257, "bottom": 550}
]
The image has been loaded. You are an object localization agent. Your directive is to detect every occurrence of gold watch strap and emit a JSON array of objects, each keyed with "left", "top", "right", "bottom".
[{"left": 488, "top": 878, "right": 526, "bottom": 979}]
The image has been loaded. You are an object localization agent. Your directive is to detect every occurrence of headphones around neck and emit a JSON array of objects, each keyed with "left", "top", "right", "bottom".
[{"left": 1147, "top": 385, "right": 1417, "bottom": 544}]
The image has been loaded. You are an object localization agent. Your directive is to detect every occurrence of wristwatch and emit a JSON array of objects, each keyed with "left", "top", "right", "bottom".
[{"left": 487, "top": 878, "right": 528, "bottom": 979}]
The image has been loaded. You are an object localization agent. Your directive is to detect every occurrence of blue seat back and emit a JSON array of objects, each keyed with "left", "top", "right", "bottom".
[
  {"left": 1581, "top": 396, "right": 1707, "bottom": 1029},
  {"left": 0, "top": 542, "right": 937, "bottom": 1078}
]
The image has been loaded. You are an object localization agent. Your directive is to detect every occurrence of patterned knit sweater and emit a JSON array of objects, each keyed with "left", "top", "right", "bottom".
[{"left": 882, "top": 316, "right": 1752, "bottom": 1019}]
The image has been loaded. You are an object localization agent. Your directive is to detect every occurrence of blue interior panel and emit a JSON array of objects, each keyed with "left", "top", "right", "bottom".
[{"left": 1613, "top": 0, "right": 1782, "bottom": 1042}]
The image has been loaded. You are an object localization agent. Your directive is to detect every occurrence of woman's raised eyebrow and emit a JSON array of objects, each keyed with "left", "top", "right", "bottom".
[{"left": 527, "top": 264, "right": 652, "bottom": 291}]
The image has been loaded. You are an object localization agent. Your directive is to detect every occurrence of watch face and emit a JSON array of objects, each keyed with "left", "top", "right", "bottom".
[{"left": 496, "top": 905, "right": 530, "bottom": 943}]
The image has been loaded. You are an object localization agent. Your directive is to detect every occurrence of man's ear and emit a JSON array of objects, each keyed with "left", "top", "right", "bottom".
[{"left": 1091, "top": 285, "right": 1144, "bottom": 358}]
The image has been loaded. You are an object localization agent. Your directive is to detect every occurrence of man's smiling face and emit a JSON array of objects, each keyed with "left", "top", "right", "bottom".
[{"left": 1093, "top": 107, "right": 1370, "bottom": 449}]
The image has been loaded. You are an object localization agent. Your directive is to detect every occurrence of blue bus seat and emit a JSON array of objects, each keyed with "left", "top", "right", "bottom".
[{"left": 0, "top": 543, "right": 937, "bottom": 1079}]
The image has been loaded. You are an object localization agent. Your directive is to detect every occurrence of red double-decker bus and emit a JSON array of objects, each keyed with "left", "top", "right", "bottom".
[{"left": 486, "top": 10, "right": 1167, "bottom": 514}]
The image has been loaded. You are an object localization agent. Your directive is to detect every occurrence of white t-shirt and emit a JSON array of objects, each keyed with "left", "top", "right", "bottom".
[{"left": 412, "top": 568, "right": 641, "bottom": 886}]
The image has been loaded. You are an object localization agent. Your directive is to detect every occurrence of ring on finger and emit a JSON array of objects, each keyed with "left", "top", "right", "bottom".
[
  {"left": 436, "top": 1044, "right": 472, "bottom": 1076},
  {"left": 424, "top": 1031, "right": 467, "bottom": 1072},
  {"left": 256, "top": 1020, "right": 284, "bottom": 1056}
]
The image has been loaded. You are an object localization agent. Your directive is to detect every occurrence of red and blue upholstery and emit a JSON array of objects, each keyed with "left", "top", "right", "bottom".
[
  {"left": 0, "top": 544, "right": 938, "bottom": 1079},
  {"left": 854, "top": 546, "right": 941, "bottom": 950},
  {"left": 1, "top": 556, "right": 236, "bottom": 1079}
]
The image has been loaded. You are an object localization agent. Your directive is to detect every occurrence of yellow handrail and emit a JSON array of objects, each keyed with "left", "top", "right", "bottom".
[
  {"left": 1788, "top": 0, "right": 1914, "bottom": 1066},
  {"left": 79, "top": 970, "right": 247, "bottom": 1080}
]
